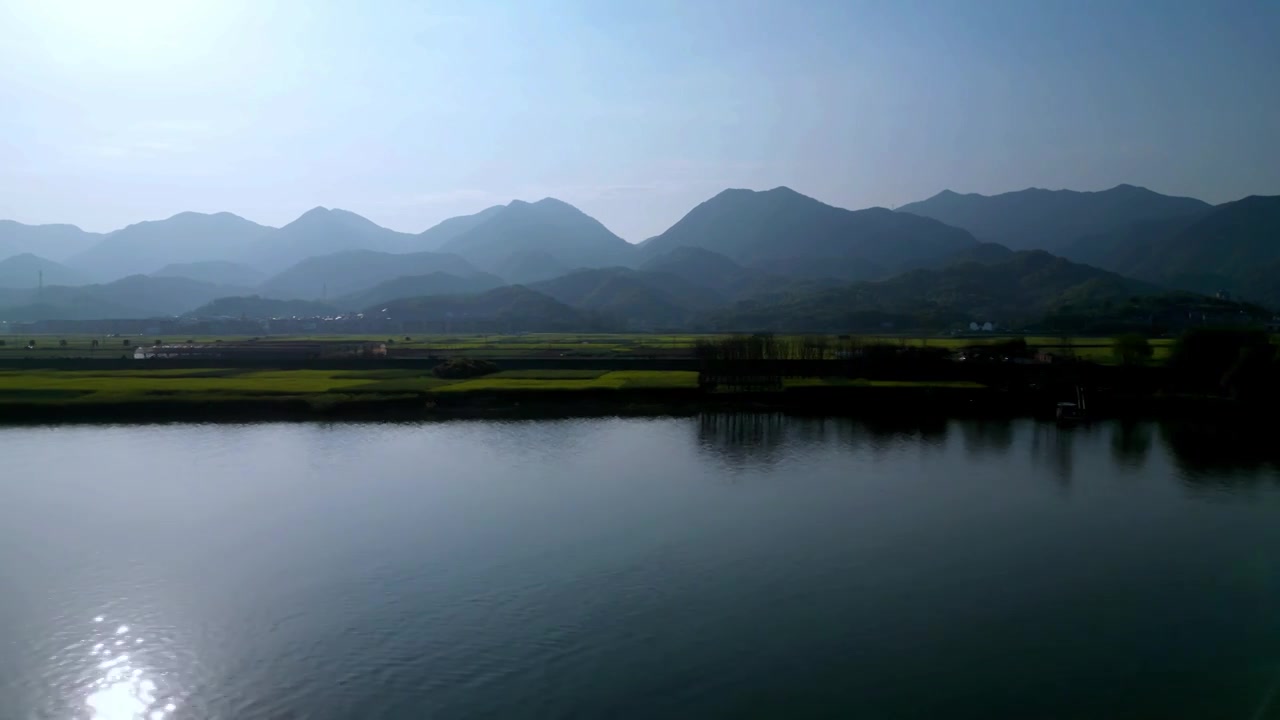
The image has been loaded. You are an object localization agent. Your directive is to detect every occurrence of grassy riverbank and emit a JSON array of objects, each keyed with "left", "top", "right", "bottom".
[
  {"left": 0, "top": 368, "right": 699, "bottom": 400},
  {"left": 0, "top": 366, "right": 1002, "bottom": 421},
  {"left": 0, "top": 326, "right": 1270, "bottom": 423}
]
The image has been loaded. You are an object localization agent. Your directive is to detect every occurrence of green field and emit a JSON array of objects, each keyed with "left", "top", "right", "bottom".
[
  {"left": 0, "top": 368, "right": 701, "bottom": 406},
  {"left": 783, "top": 378, "right": 987, "bottom": 389}
]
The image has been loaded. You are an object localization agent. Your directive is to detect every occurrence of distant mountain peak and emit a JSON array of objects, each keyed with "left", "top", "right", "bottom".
[
  {"left": 0, "top": 219, "right": 89, "bottom": 232},
  {"left": 1101, "top": 183, "right": 1165, "bottom": 198},
  {"left": 329, "top": 208, "right": 367, "bottom": 218},
  {"left": 705, "top": 186, "right": 815, "bottom": 204},
  {"left": 643, "top": 186, "right": 977, "bottom": 273},
  {"left": 284, "top": 206, "right": 377, "bottom": 230},
  {"left": 532, "top": 197, "right": 574, "bottom": 208},
  {"left": 434, "top": 195, "right": 630, "bottom": 274},
  {"left": 161, "top": 210, "right": 257, "bottom": 226},
  {"left": 416, "top": 205, "right": 507, "bottom": 250},
  {"left": 896, "top": 184, "right": 1212, "bottom": 252}
]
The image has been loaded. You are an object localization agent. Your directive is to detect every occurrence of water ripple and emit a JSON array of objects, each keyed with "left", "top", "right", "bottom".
[{"left": 31, "top": 614, "right": 187, "bottom": 720}]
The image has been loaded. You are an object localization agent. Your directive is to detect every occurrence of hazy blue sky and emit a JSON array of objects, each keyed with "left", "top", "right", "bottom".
[{"left": 1, "top": 0, "right": 1276, "bottom": 240}]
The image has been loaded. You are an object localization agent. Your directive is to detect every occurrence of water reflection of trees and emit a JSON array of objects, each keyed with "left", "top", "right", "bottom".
[
  {"left": 697, "top": 413, "right": 791, "bottom": 468},
  {"left": 1159, "top": 421, "right": 1280, "bottom": 486},
  {"left": 959, "top": 419, "right": 1015, "bottom": 458},
  {"left": 696, "top": 413, "right": 1279, "bottom": 488},
  {"left": 1029, "top": 422, "right": 1080, "bottom": 486},
  {"left": 695, "top": 413, "right": 948, "bottom": 469},
  {"left": 860, "top": 416, "right": 948, "bottom": 452},
  {"left": 1109, "top": 421, "right": 1153, "bottom": 470}
]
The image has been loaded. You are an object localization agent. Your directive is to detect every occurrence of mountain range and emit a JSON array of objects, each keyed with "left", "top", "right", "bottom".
[
  {"left": 436, "top": 198, "right": 635, "bottom": 272},
  {"left": 897, "top": 184, "right": 1211, "bottom": 252},
  {"left": 706, "top": 250, "right": 1163, "bottom": 332},
  {"left": 0, "top": 275, "right": 245, "bottom": 322},
  {"left": 152, "top": 261, "right": 265, "bottom": 287},
  {"left": 1, "top": 184, "right": 1276, "bottom": 329},
  {"left": 0, "top": 220, "right": 102, "bottom": 262},
  {"left": 256, "top": 249, "right": 480, "bottom": 301},
  {"left": 1060, "top": 195, "right": 1280, "bottom": 306},
  {"left": 68, "top": 212, "right": 274, "bottom": 282},
  {"left": 374, "top": 285, "right": 587, "bottom": 333},
  {"left": 640, "top": 186, "right": 979, "bottom": 279},
  {"left": 0, "top": 254, "right": 88, "bottom": 288}
]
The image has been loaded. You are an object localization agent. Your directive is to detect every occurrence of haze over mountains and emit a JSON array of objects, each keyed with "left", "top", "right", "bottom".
[
  {"left": 257, "top": 249, "right": 480, "bottom": 301},
  {"left": 68, "top": 212, "right": 273, "bottom": 282},
  {"left": 897, "top": 184, "right": 1212, "bottom": 252},
  {"left": 1062, "top": 195, "right": 1280, "bottom": 306},
  {"left": 0, "top": 221, "right": 103, "bottom": 262},
  {"left": 1, "top": 184, "right": 1276, "bottom": 330},
  {"left": 436, "top": 198, "right": 635, "bottom": 272},
  {"left": 640, "top": 187, "right": 978, "bottom": 280},
  {"left": 152, "top": 261, "right": 265, "bottom": 288},
  {"left": 0, "top": 254, "right": 88, "bottom": 289}
]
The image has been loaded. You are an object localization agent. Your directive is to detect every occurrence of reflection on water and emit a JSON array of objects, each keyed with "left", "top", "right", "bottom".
[
  {"left": 697, "top": 412, "right": 1280, "bottom": 487},
  {"left": 696, "top": 413, "right": 951, "bottom": 468},
  {"left": 1110, "top": 420, "right": 1153, "bottom": 469},
  {"left": 1160, "top": 421, "right": 1280, "bottom": 485},
  {"left": 697, "top": 413, "right": 789, "bottom": 466},
  {"left": 0, "top": 416, "right": 1278, "bottom": 719},
  {"left": 1029, "top": 421, "right": 1078, "bottom": 485},
  {"left": 82, "top": 616, "right": 177, "bottom": 720},
  {"left": 959, "top": 419, "right": 1014, "bottom": 457}
]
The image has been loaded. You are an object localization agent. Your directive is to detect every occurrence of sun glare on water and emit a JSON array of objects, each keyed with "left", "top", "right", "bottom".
[{"left": 82, "top": 617, "right": 179, "bottom": 720}]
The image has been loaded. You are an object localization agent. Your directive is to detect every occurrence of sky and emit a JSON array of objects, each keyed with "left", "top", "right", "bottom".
[{"left": 0, "top": 0, "right": 1277, "bottom": 241}]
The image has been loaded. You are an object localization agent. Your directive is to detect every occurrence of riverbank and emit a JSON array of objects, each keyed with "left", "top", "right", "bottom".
[
  {"left": 0, "top": 365, "right": 1261, "bottom": 424},
  {"left": 0, "top": 377, "right": 994, "bottom": 423}
]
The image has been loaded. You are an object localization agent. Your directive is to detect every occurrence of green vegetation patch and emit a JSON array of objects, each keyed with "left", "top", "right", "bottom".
[
  {"left": 326, "top": 369, "right": 428, "bottom": 380},
  {"left": 433, "top": 377, "right": 613, "bottom": 392},
  {"left": 866, "top": 380, "right": 987, "bottom": 389},
  {"left": 0, "top": 388, "right": 93, "bottom": 400},
  {"left": 610, "top": 370, "right": 699, "bottom": 389},
  {"left": 0, "top": 367, "right": 703, "bottom": 404},
  {"left": 0, "top": 368, "right": 391, "bottom": 402},
  {"left": 784, "top": 377, "right": 986, "bottom": 389},
  {"left": 341, "top": 377, "right": 459, "bottom": 393},
  {"left": 489, "top": 369, "right": 609, "bottom": 379},
  {"left": 431, "top": 370, "right": 697, "bottom": 393}
]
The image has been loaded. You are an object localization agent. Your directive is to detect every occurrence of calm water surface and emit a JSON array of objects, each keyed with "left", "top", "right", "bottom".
[{"left": 1, "top": 416, "right": 1279, "bottom": 719}]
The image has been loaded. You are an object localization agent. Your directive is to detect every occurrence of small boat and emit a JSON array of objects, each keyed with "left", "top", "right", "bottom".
[
  {"left": 1056, "top": 401, "right": 1086, "bottom": 422},
  {"left": 1056, "top": 386, "right": 1089, "bottom": 423}
]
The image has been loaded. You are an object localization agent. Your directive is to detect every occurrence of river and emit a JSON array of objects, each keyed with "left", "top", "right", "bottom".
[{"left": 1, "top": 416, "right": 1278, "bottom": 719}]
